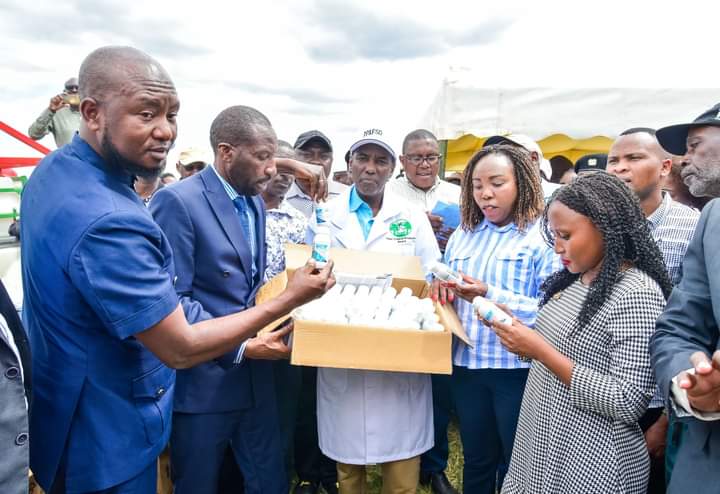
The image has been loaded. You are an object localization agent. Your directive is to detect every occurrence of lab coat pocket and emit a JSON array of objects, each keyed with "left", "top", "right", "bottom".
[{"left": 132, "top": 364, "right": 174, "bottom": 445}]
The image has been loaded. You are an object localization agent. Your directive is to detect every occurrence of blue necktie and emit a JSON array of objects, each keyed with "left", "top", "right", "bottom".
[{"left": 233, "top": 196, "right": 257, "bottom": 280}]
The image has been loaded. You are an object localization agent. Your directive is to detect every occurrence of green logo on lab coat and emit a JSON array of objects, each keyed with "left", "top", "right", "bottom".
[{"left": 389, "top": 219, "right": 412, "bottom": 238}]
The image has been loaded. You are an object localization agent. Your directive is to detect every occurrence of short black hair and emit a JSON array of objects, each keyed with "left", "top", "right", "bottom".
[
  {"left": 209, "top": 105, "right": 274, "bottom": 152},
  {"left": 402, "top": 129, "right": 438, "bottom": 154},
  {"left": 276, "top": 139, "right": 295, "bottom": 159},
  {"left": 619, "top": 127, "right": 656, "bottom": 137}
]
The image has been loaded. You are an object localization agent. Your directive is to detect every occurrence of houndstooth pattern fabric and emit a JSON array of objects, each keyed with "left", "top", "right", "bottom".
[{"left": 502, "top": 268, "right": 666, "bottom": 494}]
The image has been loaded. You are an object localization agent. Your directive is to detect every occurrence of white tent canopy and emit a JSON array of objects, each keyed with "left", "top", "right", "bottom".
[{"left": 420, "top": 78, "right": 719, "bottom": 141}]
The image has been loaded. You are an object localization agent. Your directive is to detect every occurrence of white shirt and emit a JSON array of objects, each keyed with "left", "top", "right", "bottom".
[
  {"left": 385, "top": 175, "right": 460, "bottom": 212},
  {"left": 671, "top": 369, "right": 720, "bottom": 421},
  {"left": 285, "top": 179, "right": 347, "bottom": 219},
  {"left": 310, "top": 188, "right": 441, "bottom": 464}
]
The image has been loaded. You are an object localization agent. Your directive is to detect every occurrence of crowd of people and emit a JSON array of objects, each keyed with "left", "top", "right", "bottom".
[{"left": 1, "top": 44, "right": 719, "bottom": 494}]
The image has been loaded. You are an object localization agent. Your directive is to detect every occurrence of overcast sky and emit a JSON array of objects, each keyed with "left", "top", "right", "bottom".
[{"left": 1, "top": 0, "right": 718, "bottom": 173}]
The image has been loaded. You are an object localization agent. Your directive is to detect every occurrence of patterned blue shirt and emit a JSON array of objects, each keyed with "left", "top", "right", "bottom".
[
  {"left": 647, "top": 192, "right": 700, "bottom": 286},
  {"left": 264, "top": 200, "right": 308, "bottom": 281},
  {"left": 349, "top": 185, "right": 375, "bottom": 240},
  {"left": 444, "top": 219, "right": 560, "bottom": 369}
]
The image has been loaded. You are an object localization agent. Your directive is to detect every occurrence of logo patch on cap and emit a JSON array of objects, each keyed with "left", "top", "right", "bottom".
[{"left": 363, "top": 128, "right": 383, "bottom": 138}]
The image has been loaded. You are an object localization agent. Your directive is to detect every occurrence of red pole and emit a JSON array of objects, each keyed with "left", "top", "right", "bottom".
[
  {"left": 0, "top": 121, "right": 51, "bottom": 155},
  {"left": 0, "top": 158, "right": 42, "bottom": 168}
]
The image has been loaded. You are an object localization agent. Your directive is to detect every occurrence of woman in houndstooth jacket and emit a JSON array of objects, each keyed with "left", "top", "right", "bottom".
[{"left": 489, "top": 173, "right": 673, "bottom": 494}]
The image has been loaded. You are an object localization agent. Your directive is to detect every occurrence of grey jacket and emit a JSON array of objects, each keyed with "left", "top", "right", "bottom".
[
  {"left": 0, "top": 280, "right": 30, "bottom": 494},
  {"left": 651, "top": 199, "right": 720, "bottom": 493}
]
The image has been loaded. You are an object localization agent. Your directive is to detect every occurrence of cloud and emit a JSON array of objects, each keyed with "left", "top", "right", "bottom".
[
  {"left": 0, "top": 0, "right": 210, "bottom": 58},
  {"left": 221, "top": 80, "right": 357, "bottom": 105},
  {"left": 298, "top": 0, "right": 512, "bottom": 62}
]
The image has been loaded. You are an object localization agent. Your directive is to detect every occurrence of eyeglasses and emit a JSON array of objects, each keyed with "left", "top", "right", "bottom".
[
  {"left": 64, "top": 86, "right": 79, "bottom": 93},
  {"left": 405, "top": 154, "right": 441, "bottom": 166}
]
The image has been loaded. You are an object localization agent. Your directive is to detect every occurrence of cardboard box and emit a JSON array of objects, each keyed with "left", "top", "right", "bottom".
[{"left": 256, "top": 244, "right": 470, "bottom": 374}]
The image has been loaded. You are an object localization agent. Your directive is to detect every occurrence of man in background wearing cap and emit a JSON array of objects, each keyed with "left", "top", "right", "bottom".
[
  {"left": 608, "top": 128, "right": 700, "bottom": 493},
  {"left": 28, "top": 77, "right": 82, "bottom": 148},
  {"left": 288, "top": 130, "right": 344, "bottom": 494},
  {"left": 308, "top": 128, "right": 440, "bottom": 494},
  {"left": 387, "top": 129, "right": 460, "bottom": 494},
  {"left": 176, "top": 147, "right": 209, "bottom": 179},
  {"left": 574, "top": 153, "right": 608, "bottom": 176},
  {"left": 287, "top": 130, "right": 347, "bottom": 219},
  {"left": 483, "top": 134, "right": 561, "bottom": 200},
  {"left": 651, "top": 103, "right": 720, "bottom": 493}
]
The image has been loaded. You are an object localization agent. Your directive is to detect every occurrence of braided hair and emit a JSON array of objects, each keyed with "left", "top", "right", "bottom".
[
  {"left": 460, "top": 145, "right": 544, "bottom": 232},
  {"left": 540, "top": 172, "right": 672, "bottom": 327}
]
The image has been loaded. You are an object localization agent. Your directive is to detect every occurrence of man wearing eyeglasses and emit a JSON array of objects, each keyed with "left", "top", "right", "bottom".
[
  {"left": 287, "top": 130, "right": 347, "bottom": 220},
  {"left": 388, "top": 129, "right": 461, "bottom": 247},
  {"left": 387, "top": 129, "right": 461, "bottom": 494},
  {"left": 176, "top": 147, "right": 209, "bottom": 179},
  {"left": 29, "top": 77, "right": 82, "bottom": 148}
]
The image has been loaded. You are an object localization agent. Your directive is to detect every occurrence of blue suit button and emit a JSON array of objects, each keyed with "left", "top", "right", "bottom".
[
  {"left": 222, "top": 271, "right": 230, "bottom": 278},
  {"left": 15, "top": 432, "right": 28, "bottom": 445},
  {"left": 156, "top": 387, "right": 165, "bottom": 398},
  {"left": 4, "top": 366, "right": 19, "bottom": 379}
]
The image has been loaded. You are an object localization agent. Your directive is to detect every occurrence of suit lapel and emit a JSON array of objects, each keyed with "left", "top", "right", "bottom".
[
  {"left": 249, "top": 195, "right": 266, "bottom": 298},
  {"left": 200, "top": 168, "right": 254, "bottom": 285}
]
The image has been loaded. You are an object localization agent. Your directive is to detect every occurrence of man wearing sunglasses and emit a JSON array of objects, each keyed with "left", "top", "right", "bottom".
[
  {"left": 29, "top": 77, "right": 82, "bottom": 148},
  {"left": 176, "top": 147, "right": 209, "bottom": 179}
]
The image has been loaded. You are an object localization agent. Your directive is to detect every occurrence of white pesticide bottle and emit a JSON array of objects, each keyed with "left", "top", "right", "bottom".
[
  {"left": 428, "top": 261, "right": 464, "bottom": 285},
  {"left": 312, "top": 204, "right": 331, "bottom": 268},
  {"left": 472, "top": 296, "right": 512, "bottom": 326}
]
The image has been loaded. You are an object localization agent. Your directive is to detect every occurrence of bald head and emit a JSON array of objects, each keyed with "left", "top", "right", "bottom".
[{"left": 79, "top": 46, "right": 174, "bottom": 102}]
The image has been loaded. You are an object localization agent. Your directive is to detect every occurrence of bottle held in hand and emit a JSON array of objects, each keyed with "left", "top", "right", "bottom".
[
  {"left": 428, "top": 261, "right": 464, "bottom": 285},
  {"left": 312, "top": 205, "right": 331, "bottom": 268},
  {"left": 472, "top": 296, "right": 512, "bottom": 326}
]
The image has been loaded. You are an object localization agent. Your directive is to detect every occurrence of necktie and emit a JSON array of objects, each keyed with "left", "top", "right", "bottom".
[{"left": 232, "top": 196, "right": 258, "bottom": 280}]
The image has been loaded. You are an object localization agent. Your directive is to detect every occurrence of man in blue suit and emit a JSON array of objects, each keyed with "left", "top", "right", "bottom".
[
  {"left": 150, "top": 106, "right": 293, "bottom": 494},
  {"left": 652, "top": 103, "right": 720, "bottom": 493},
  {"left": 22, "top": 46, "right": 334, "bottom": 494}
]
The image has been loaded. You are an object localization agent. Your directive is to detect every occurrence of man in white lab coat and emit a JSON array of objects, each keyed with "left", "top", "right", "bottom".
[{"left": 308, "top": 128, "right": 441, "bottom": 493}]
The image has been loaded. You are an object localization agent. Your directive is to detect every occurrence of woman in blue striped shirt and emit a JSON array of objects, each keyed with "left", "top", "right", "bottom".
[{"left": 434, "top": 145, "right": 559, "bottom": 494}]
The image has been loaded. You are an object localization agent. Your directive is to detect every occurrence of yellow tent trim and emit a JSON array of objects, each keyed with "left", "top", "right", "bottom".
[{"left": 444, "top": 133, "right": 614, "bottom": 173}]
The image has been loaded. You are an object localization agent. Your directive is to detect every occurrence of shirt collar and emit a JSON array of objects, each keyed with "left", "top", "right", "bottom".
[
  {"left": 646, "top": 191, "right": 671, "bottom": 230},
  {"left": 401, "top": 174, "right": 440, "bottom": 193},
  {"left": 476, "top": 217, "right": 517, "bottom": 233},
  {"left": 348, "top": 185, "right": 372, "bottom": 213},
  {"left": 211, "top": 165, "right": 240, "bottom": 201},
  {"left": 286, "top": 181, "right": 312, "bottom": 201},
  {"left": 70, "top": 134, "right": 134, "bottom": 187}
]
